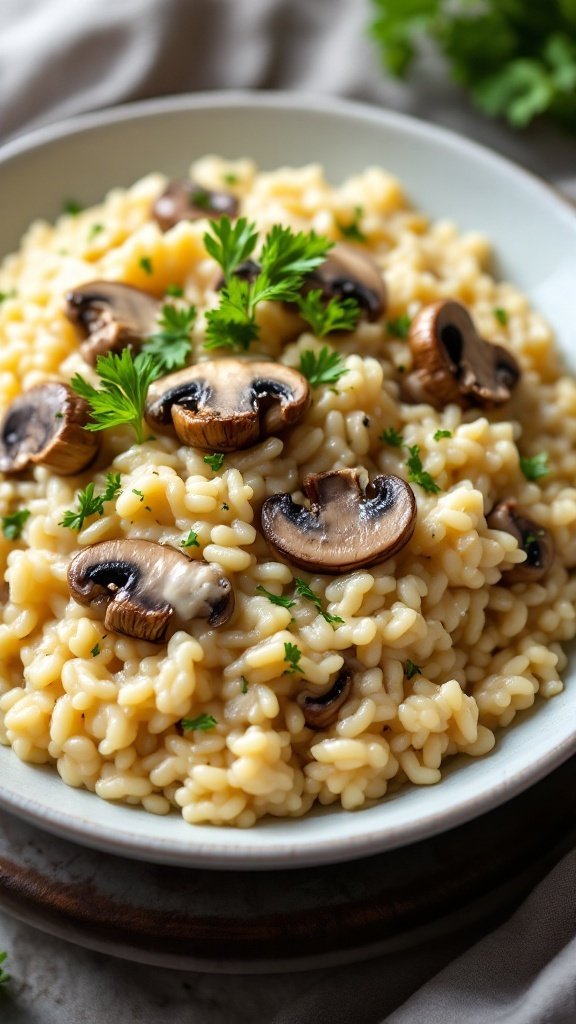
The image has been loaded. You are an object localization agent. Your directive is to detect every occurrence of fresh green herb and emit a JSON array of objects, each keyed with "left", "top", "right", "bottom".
[
  {"left": 204, "top": 219, "right": 332, "bottom": 351},
  {"left": 87, "top": 223, "right": 103, "bottom": 242},
  {"left": 181, "top": 529, "right": 200, "bottom": 548},
  {"left": 142, "top": 303, "right": 196, "bottom": 373},
  {"left": 294, "top": 577, "right": 344, "bottom": 628},
  {"left": 519, "top": 451, "right": 551, "bottom": 481},
  {"left": 406, "top": 444, "right": 441, "bottom": 494},
  {"left": 256, "top": 585, "right": 296, "bottom": 609},
  {"left": 59, "top": 473, "right": 122, "bottom": 531},
  {"left": 299, "top": 346, "right": 348, "bottom": 389},
  {"left": 283, "top": 641, "right": 303, "bottom": 675},
  {"left": 336, "top": 206, "right": 367, "bottom": 243},
  {"left": 132, "top": 488, "right": 144, "bottom": 502},
  {"left": 494, "top": 307, "right": 509, "bottom": 326},
  {"left": 165, "top": 283, "right": 184, "bottom": 298},
  {"left": 380, "top": 426, "right": 404, "bottom": 447},
  {"left": 0, "top": 290, "right": 16, "bottom": 304},
  {"left": 297, "top": 290, "right": 360, "bottom": 337},
  {"left": 191, "top": 187, "right": 212, "bottom": 210},
  {"left": 387, "top": 313, "right": 412, "bottom": 339},
  {"left": 203, "top": 452, "right": 225, "bottom": 472},
  {"left": 0, "top": 951, "right": 10, "bottom": 987},
  {"left": 370, "top": 1, "right": 576, "bottom": 133},
  {"left": 71, "top": 349, "right": 160, "bottom": 444},
  {"left": 63, "top": 199, "right": 83, "bottom": 215},
  {"left": 524, "top": 532, "right": 537, "bottom": 546},
  {"left": 54, "top": 410, "right": 64, "bottom": 419},
  {"left": 90, "top": 643, "right": 100, "bottom": 658},
  {"left": 404, "top": 659, "right": 422, "bottom": 680},
  {"left": 433, "top": 429, "right": 452, "bottom": 441},
  {"left": 1, "top": 509, "right": 30, "bottom": 540},
  {"left": 181, "top": 713, "right": 218, "bottom": 732},
  {"left": 139, "top": 255, "right": 153, "bottom": 275},
  {"left": 223, "top": 172, "right": 239, "bottom": 185},
  {"left": 240, "top": 675, "right": 249, "bottom": 693}
]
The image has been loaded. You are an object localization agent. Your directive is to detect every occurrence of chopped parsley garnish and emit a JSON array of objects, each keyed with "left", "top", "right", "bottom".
[
  {"left": 387, "top": 313, "right": 412, "bottom": 339},
  {"left": 90, "top": 643, "right": 100, "bottom": 657},
  {"left": 256, "top": 585, "right": 296, "bottom": 609},
  {"left": 0, "top": 951, "right": 10, "bottom": 987},
  {"left": 433, "top": 429, "right": 452, "bottom": 441},
  {"left": 203, "top": 452, "right": 225, "bottom": 472},
  {"left": 336, "top": 206, "right": 367, "bottom": 243},
  {"left": 294, "top": 577, "right": 344, "bottom": 627},
  {"left": 142, "top": 303, "right": 196, "bottom": 373},
  {"left": 1, "top": 509, "right": 30, "bottom": 540},
  {"left": 406, "top": 444, "right": 441, "bottom": 494},
  {"left": 59, "top": 473, "right": 122, "bottom": 531},
  {"left": 165, "top": 283, "right": 184, "bottom": 298},
  {"left": 298, "top": 346, "right": 348, "bottom": 389},
  {"left": 0, "top": 290, "right": 16, "bottom": 304},
  {"left": 139, "top": 255, "right": 153, "bottom": 275},
  {"left": 404, "top": 659, "right": 422, "bottom": 680},
  {"left": 380, "top": 426, "right": 404, "bottom": 447},
  {"left": 63, "top": 199, "right": 83, "bottom": 215},
  {"left": 190, "top": 187, "right": 212, "bottom": 210},
  {"left": 494, "top": 307, "right": 509, "bottom": 326},
  {"left": 283, "top": 641, "right": 303, "bottom": 675},
  {"left": 223, "top": 172, "right": 239, "bottom": 185},
  {"left": 71, "top": 349, "right": 160, "bottom": 444},
  {"left": 240, "top": 675, "right": 249, "bottom": 693},
  {"left": 181, "top": 713, "right": 218, "bottom": 732},
  {"left": 519, "top": 452, "right": 550, "bottom": 481},
  {"left": 203, "top": 218, "right": 332, "bottom": 351},
  {"left": 87, "top": 223, "right": 104, "bottom": 242},
  {"left": 297, "top": 290, "right": 360, "bottom": 337},
  {"left": 181, "top": 529, "right": 200, "bottom": 548},
  {"left": 132, "top": 488, "right": 144, "bottom": 502}
]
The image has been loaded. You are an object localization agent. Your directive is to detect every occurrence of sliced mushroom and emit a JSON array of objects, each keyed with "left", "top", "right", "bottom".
[
  {"left": 405, "top": 300, "right": 520, "bottom": 409},
  {"left": 153, "top": 181, "right": 238, "bottom": 232},
  {"left": 298, "top": 667, "right": 352, "bottom": 730},
  {"left": 65, "top": 281, "right": 160, "bottom": 364},
  {"left": 67, "top": 539, "right": 234, "bottom": 643},
  {"left": 487, "top": 500, "right": 554, "bottom": 583},
  {"left": 144, "top": 359, "right": 311, "bottom": 452},
  {"left": 0, "top": 383, "right": 98, "bottom": 476},
  {"left": 302, "top": 244, "right": 387, "bottom": 322},
  {"left": 261, "top": 468, "right": 416, "bottom": 574}
]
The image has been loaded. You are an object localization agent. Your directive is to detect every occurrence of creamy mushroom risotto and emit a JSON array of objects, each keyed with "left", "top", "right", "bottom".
[{"left": 0, "top": 157, "right": 574, "bottom": 828}]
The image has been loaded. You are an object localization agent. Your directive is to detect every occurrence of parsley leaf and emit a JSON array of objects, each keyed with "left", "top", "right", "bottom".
[
  {"left": 256, "top": 585, "right": 296, "bottom": 609},
  {"left": 90, "top": 643, "right": 100, "bottom": 657},
  {"left": 336, "top": 206, "right": 367, "bottom": 243},
  {"left": 203, "top": 453, "right": 225, "bottom": 472},
  {"left": 240, "top": 675, "right": 249, "bottom": 693},
  {"left": 142, "top": 303, "right": 196, "bottom": 372},
  {"left": 165, "top": 283, "right": 184, "bottom": 298},
  {"left": 204, "top": 216, "right": 259, "bottom": 282},
  {"left": 387, "top": 313, "right": 412, "bottom": 338},
  {"left": 71, "top": 349, "right": 160, "bottom": 444},
  {"left": 181, "top": 713, "right": 218, "bottom": 732},
  {"left": 519, "top": 451, "right": 550, "bottom": 481},
  {"left": 433, "top": 429, "right": 452, "bottom": 441},
  {"left": 299, "top": 346, "right": 348, "bottom": 388},
  {"left": 139, "top": 256, "right": 153, "bottom": 275},
  {"left": 0, "top": 290, "right": 16, "bottom": 304},
  {"left": 494, "top": 307, "right": 509, "bottom": 325},
  {"left": 59, "top": 472, "right": 122, "bottom": 531},
  {"left": 294, "top": 577, "right": 344, "bottom": 627},
  {"left": 297, "top": 290, "right": 360, "bottom": 337},
  {"left": 181, "top": 529, "right": 200, "bottom": 548},
  {"left": 0, "top": 951, "right": 10, "bottom": 987},
  {"left": 223, "top": 172, "right": 239, "bottom": 185},
  {"left": 1, "top": 509, "right": 30, "bottom": 540},
  {"left": 283, "top": 641, "right": 303, "bottom": 675},
  {"left": 406, "top": 444, "right": 441, "bottom": 494},
  {"left": 380, "top": 426, "right": 404, "bottom": 447},
  {"left": 404, "top": 659, "right": 422, "bottom": 680},
  {"left": 63, "top": 198, "right": 83, "bottom": 215},
  {"left": 87, "top": 223, "right": 103, "bottom": 242}
]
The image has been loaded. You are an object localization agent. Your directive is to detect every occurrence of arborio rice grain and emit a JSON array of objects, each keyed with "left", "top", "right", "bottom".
[{"left": 0, "top": 157, "right": 574, "bottom": 828}]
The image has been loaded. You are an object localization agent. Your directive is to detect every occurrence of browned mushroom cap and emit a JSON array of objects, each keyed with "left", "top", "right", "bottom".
[
  {"left": 153, "top": 181, "right": 238, "bottom": 232},
  {"left": 0, "top": 383, "right": 98, "bottom": 476},
  {"left": 67, "top": 539, "right": 234, "bottom": 643},
  {"left": 144, "top": 359, "right": 311, "bottom": 452},
  {"left": 261, "top": 468, "right": 416, "bottom": 574},
  {"left": 487, "top": 500, "right": 554, "bottom": 583},
  {"left": 298, "top": 667, "right": 352, "bottom": 730},
  {"left": 65, "top": 281, "right": 160, "bottom": 364},
  {"left": 405, "top": 300, "right": 520, "bottom": 409},
  {"left": 302, "top": 244, "right": 387, "bottom": 321}
]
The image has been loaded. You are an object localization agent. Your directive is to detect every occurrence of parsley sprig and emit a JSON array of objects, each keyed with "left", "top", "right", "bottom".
[
  {"left": 298, "top": 290, "right": 360, "bottom": 336},
  {"left": 71, "top": 350, "right": 160, "bottom": 444},
  {"left": 379, "top": 426, "right": 404, "bottom": 447},
  {"left": 299, "top": 347, "right": 348, "bottom": 389},
  {"left": 519, "top": 452, "right": 550, "bottom": 481},
  {"left": 181, "top": 713, "right": 217, "bottom": 732},
  {"left": 1, "top": 509, "right": 30, "bottom": 540},
  {"left": 294, "top": 578, "right": 344, "bottom": 627},
  {"left": 142, "top": 303, "right": 196, "bottom": 373},
  {"left": 406, "top": 444, "right": 441, "bottom": 494},
  {"left": 60, "top": 473, "right": 122, "bottom": 531},
  {"left": 283, "top": 642, "right": 303, "bottom": 675},
  {"left": 256, "top": 585, "right": 296, "bottom": 609}
]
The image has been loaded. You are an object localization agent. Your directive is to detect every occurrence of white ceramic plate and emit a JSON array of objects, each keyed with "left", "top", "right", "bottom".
[{"left": 0, "top": 92, "right": 575, "bottom": 869}]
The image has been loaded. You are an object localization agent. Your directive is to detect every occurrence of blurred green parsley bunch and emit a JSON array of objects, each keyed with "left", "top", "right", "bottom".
[{"left": 370, "top": 0, "right": 576, "bottom": 131}]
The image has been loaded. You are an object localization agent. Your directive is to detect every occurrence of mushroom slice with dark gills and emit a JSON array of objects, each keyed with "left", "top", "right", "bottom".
[
  {"left": 67, "top": 539, "right": 234, "bottom": 643},
  {"left": 487, "top": 500, "right": 554, "bottom": 584},
  {"left": 65, "top": 281, "right": 160, "bottom": 365},
  {"left": 0, "top": 382, "right": 98, "bottom": 475},
  {"left": 298, "top": 667, "right": 352, "bottom": 730},
  {"left": 404, "top": 299, "right": 520, "bottom": 409},
  {"left": 301, "top": 243, "right": 387, "bottom": 322},
  {"left": 261, "top": 468, "right": 416, "bottom": 574},
  {"left": 144, "top": 359, "right": 311, "bottom": 452},
  {"left": 153, "top": 181, "right": 239, "bottom": 232}
]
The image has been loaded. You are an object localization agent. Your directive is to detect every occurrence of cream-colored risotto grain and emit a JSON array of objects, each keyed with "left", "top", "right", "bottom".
[{"left": 0, "top": 157, "right": 575, "bottom": 827}]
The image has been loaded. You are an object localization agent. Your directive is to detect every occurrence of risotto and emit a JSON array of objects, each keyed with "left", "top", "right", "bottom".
[{"left": 0, "top": 157, "right": 575, "bottom": 829}]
